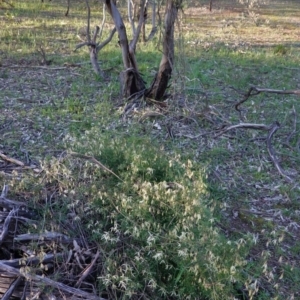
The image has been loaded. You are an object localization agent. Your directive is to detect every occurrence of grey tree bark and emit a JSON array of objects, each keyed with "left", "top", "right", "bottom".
[
  {"left": 146, "top": 0, "right": 181, "bottom": 100},
  {"left": 105, "top": 0, "right": 181, "bottom": 100}
]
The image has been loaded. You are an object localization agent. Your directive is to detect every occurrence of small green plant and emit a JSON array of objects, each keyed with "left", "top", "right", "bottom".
[{"left": 273, "top": 44, "right": 288, "bottom": 55}]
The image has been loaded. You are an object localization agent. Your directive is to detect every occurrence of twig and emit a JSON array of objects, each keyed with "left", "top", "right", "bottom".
[
  {"left": 69, "top": 152, "right": 122, "bottom": 181},
  {"left": 75, "top": 250, "right": 100, "bottom": 287},
  {"left": 266, "top": 122, "right": 292, "bottom": 182},
  {"left": 0, "top": 151, "right": 25, "bottom": 167},
  {"left": 0, "top": 262, "right": 107, "bottom": 300}
]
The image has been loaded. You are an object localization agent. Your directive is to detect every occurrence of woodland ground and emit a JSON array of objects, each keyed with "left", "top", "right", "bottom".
[{"left": 0, "top": 0, "right": 300, "bottom": 299}]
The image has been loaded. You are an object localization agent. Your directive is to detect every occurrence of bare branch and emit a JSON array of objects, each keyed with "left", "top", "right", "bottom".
[
  {"left": 266, "top": 122, "right": 293, "bottom": 182},
  {"left": 235, "top": 86, "right": 300, "bottom": 112},
  {"left": 14, "top": 232, "right": 72, "bottom": 243},
  {"left": 215, "top": 122, "right": 294, "bottom": 182},
  {"left": 128, "top": 0, "right": 136, "bottom": 35},
  {"left": 129, "top": 0, "right": 147, "bottom": 53},
  {"left": 92, "top": 25, "right": 100, "bottom": 43},
  {"left": 0, "top": 151, "right": 25, "bottom": 167},
  {"left": 74, "top": 41, "right": 96, "bottom": 51},
  {"left": 85, "top": 0, "right": 91, "bottom": 42},
  {"left": 99, "top": 3, "right": 106, "bottom": 40},
  {"left": 75, "top": 250, "right": 100, "bottom": 288},
  {"left": 96, "top": 27, "right": 117, "bottom": 52}
]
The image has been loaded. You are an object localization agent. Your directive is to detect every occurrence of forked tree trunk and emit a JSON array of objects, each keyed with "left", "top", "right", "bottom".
[
  {"left": 146, "top": 0, "right": 180, "bottom": 100},
  {"left": 105, "top": 0, "right": 180, "bottom": 100}
]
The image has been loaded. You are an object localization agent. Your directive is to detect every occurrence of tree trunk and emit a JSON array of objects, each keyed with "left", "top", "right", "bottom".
[
  {"left": 146, "top": 0, "right": 180, "bottom": 100},
  {"left": 105, "top": 0, "right": 146, "bottom": 98}
]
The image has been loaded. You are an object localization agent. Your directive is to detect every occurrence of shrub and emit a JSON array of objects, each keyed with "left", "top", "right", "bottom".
[{"left": 11, "top": 120, "right": 252, "bottom": 299}]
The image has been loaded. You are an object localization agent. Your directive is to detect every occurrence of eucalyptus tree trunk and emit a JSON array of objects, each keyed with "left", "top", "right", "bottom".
[
  {"left": 146, "top": 0, "right": 181, "bottom": 100},
  {"left": 105, "top": 0, "right": 181, "bottom": 100},
  {"left": 105, "top": 0, "right": 146, "bottom": 98}
]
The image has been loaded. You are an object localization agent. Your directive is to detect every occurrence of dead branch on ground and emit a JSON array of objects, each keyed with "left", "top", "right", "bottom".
[
  {"left": 234, "top": 86, "right": 300, "bottom": 112},
  {"left": 0, "top": 189, "right": 105, "bottom": 299},
  {"left": 215, "top": 122, "right": 293, "bottom": 182},
  {"left": 75, "top": 250, "right": 100, "bottom": 288},
  {"left": 0, "top": 152, "right": 25, "bottom": 167},
  {"left": 0, "top": 262, "right": 106, "bottom": 300}
]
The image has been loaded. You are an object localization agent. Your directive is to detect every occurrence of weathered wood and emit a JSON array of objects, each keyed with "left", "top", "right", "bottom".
[
  {"left": 14, "top": 232, "right": 72, "bottom": 243},
  {"left": 1, "top": 276, "right": 22, "bottom": 300},
  {"left": 75, "top": 250, "right": 100, "bottom": 288},
  {"left": 0, "top": 152, "right": 25, "bottom": 167},
  {"left": 0, "top": 262, "right": 107, "bottom": 300},
  {"left": 1, "top": 253, "right": 67, "bottom": 268}
]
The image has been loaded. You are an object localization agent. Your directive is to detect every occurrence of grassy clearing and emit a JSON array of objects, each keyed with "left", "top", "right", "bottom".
[{"left": 0, "top": 0, "right": 300, "bottom": 299}]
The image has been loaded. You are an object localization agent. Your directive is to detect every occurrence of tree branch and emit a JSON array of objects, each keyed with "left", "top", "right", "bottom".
[
  {"left": 85, "top": 0, "right": 91, "bottom": 42},
  {"left": 129, "top": 0, "right": 147, "bottom": 54},
  {"left": 215, "top": 122, "right": 294, "bottom": 182},
  {"left": 235, "top": 86, "right": 300, "bottom": 112},
  {"left": 96, "top": 27, "right": 117, "bottom": 52}
]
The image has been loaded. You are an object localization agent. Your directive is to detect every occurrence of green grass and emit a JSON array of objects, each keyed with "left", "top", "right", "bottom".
[{"left": 1, "top": 0, "right": 300, "bottom": 299}]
